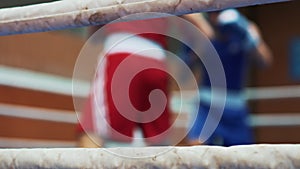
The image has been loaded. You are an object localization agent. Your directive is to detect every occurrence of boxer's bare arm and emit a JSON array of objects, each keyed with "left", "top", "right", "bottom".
[
  {"left": 181, "top": 13, "right": 215, "bottom": 39},
  {"left": 248, "top": 22, "right": 273, "bottom": 67}
]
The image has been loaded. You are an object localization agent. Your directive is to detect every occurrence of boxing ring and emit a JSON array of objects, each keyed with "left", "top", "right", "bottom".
[
  {"left": 1, "top": 145, "right": 300, "bottom": 168},
  {"left": 1, "top": 0, "right": 300, "bottom": 168},
  {"left": 0, "top": 0, "right": 289, "bottom": 35}
]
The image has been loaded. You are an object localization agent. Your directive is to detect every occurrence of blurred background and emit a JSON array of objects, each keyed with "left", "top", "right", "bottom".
[{"left": 0, "top": 0, "right": 299, "bottom": 148}]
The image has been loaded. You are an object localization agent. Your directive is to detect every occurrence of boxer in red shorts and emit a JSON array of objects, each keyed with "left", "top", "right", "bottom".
[
  {"left": 77, "top": 14, "right": 216, "bottom": 147},
  {"left": 78, "top": 18, "right": 171, "bottom": 146}
]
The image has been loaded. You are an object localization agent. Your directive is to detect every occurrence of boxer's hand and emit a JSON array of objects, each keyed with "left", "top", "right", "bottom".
[
  {"left": 188, "top": 139, "right": 204, "bottom": 146},
  {"left": 77, "top": 133, "right": 103, "bottom": 148}
]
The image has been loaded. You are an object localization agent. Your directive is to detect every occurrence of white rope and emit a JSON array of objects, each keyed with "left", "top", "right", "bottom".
[
  {"left": 0, "top": 103, "right": 77, "bottom": 124},
  {"left": 1, "top": 102, "right": 300, "bottom": 128},
  {"left": 1, "top": 66, "right": 300, "bottom": 127},
  {"left": 1, "top": 65, "right": 300, "bottom": 100},
  {"left": 0, "top": 145, "right": 299, "bottom": 168},
  {"left": 0, "top": 137, "right": 76, "bottom": 148},
  {"left": 249, "top": 113, "right": 300, "bottom": 127},
  {"left": 0, "top": 0, "right": 289, "bottom": 36},
  {"left": 246, "top": 86, "right": 300, "bottom": 100},
  {"left": 0, "top": 66, "right": 89, "bottom": 98}
]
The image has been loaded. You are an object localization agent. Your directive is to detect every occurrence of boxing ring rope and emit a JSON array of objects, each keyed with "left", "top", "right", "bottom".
[
  {"left": 1, "top": 68, "right": 300, "bottom": 149},
  {"left": 0, "top": 145, "right": 300, "bottom": 168},
  {"left": 1, "top": 65, "right": 300, "bottom": 100},
  {"left": 0, "top": 137, "right": 76, "bottom": 148},
  {"left": 0, "top": 0, "right": 289, "bottom": 36},
  {"left": 1, "top": 65, "right": 300, "bottom": 128}
]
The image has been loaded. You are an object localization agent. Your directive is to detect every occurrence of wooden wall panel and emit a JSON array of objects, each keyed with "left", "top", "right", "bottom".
[
  {"left": 248, "top": 1, "right": 300, "bottom": 143},
  {"left": 0, "top": 116, "right": 76, "bottom": 141},
  {"left": 251, "top": 1, "right": 300, "bottom": 87},
  {"left": 0, "top": 32, "right": 84, "bottom": 78},
  {"left": 254, "top": 126, "right": 300, "bottom": 144},
  {"left": 249, "top": 98, "right": 300, "bottom": 114},
  {"left": 0, "top": 85, "right": 74, "bottom": 110}
]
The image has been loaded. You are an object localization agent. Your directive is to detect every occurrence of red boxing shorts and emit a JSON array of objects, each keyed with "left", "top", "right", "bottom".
[{"left": 79, "top": 33, "right": 171, "bottom": 144}]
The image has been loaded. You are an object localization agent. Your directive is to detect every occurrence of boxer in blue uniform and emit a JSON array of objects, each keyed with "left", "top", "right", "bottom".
[{"left": 188, "top": 9, "right": 272, "bottom": 146}]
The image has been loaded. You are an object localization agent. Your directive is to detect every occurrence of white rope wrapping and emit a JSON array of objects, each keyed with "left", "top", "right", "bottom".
[
  {"left": 0, "top": 145, "right": 300, "bottom": 168},
  {"left": 0, "top": 0, "right": 289, "bottom": 36}
]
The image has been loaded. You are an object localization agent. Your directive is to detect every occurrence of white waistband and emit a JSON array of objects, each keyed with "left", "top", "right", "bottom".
[{"left": 103, "top": 33, "right": 166, "bottom": 61}]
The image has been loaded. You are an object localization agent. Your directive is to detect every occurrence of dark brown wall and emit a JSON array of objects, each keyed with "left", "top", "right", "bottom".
[
  {"left": 251, "top": 1, "right": 300, "bottom": 86},
  {"left": 0, "top": 116, "right": 76, "bottom": 141},
  {"left": 248, "top": 1, "right": 300, "bottom": 143},
  {"left": 0, "top": 86, "right": 74, "bottom": 110},
  {"left": 0, "top": 32, "right": 84, "bottom": 142},
  {"left": 0, "top": 32, "right": 84, "bottom": 77}
]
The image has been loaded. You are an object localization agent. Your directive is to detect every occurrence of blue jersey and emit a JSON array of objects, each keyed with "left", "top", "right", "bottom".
[{"left": 202, "top": 9, "right": 259, "bottom": 91}]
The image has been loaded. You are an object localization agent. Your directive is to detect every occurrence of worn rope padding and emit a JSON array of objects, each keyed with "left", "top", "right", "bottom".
[
  {"left": 0, "top": 144, "right": 300, "bottom": 168},
  {"left": 0, "top": 0, "right": 289, "bottom": 36}
]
